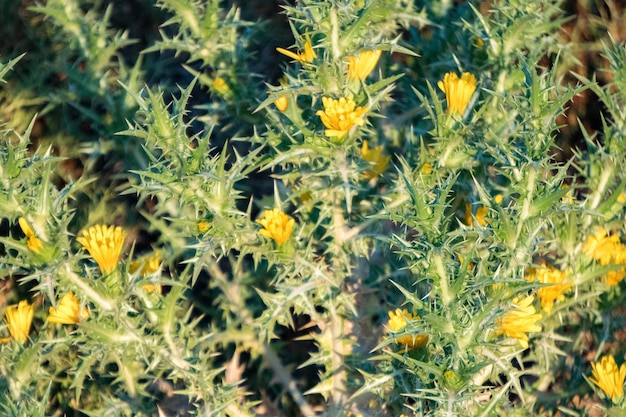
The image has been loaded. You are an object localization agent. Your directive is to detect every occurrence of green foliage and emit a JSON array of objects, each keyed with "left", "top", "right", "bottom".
[{"left": 2, "top": 0, "right": 626, "bottom": 416}]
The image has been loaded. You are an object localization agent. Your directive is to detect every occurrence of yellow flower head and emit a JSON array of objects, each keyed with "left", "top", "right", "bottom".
[
  {"left": 4, "top": 300, "right": 34, "bottom": 343},
  {"left": 18, "top": 217, "right": 44, "bottom": 255},
  {"left": 495, "top": 295, "right": 542, "bottom": 349},
  {"left": 129, "top": 251, "right": 161, "bottom": 276},
  {"left": 361, "top": 140, "right": 390, "bottom": 179},
  {"left": 386, "top": 309, "right": 429, "bottom": 350},
  {"left": 47, "top": 292, "right": 89, "bottom": 325},
  {"left": 256, "top": 208, "right": 295, "bottom": 246},
  {"left": 583, "top": 228, "right": 626, "bottom": 286},
  {"left": 130, "top": 252, "right": 163, "bottom": 293},
  {"left": 212, "top": 77, "right": 231, "bottom": 96},
  {"left": 77, "top": 225, "right": 127, "bottom": 274},
  {"left": 589, "top": 355, "right": 626, "bottom": 404},
  {"left": 464, "top": 204, "right": 489, "bottom": 227},
  {"left": 438, "top": 72, "right": 477, "bottom": 115},
  {"left": 420, "top": 163, "right": 433, "bottom": 175},
  {"left": 347, "top": 49, "right": 382, "bottom": 81},
  {"left": 276, "top": 35, "right": 316, "bottom": 64},
  {"left": 274, "top": 95, "right": 289, "bottom": 112},
  {"left": 316, "top": 96, "right": 367, "bottom": 138},
  {"left": 525, "top": 263, "right": 573, "bottom": 314},
  {"left": 197, "top": 220, "right": 211, "bottom": 233}
]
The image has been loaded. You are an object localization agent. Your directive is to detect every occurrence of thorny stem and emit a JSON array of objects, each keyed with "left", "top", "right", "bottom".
[
  {"left": 584, "top": 161, "right": 613, "bottom": 228},
  {"left": 329, "top": 193, "right": 348, "bottom": 415},
  {"left": 262, "top": 344, "right": 317, "bottom": 417},
  {"left": 433, "top": 252, "right": 453, "bottom": 306},
  {"left": 64, "top": 264, "right": 114, "bottom": 311},
  {"left": 330, "top": 6, "right": 340, "bottom": 61}
]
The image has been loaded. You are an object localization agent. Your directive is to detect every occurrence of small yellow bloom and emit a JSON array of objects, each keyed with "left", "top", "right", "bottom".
[
  {"left": 212, "top": 77, "right": 231, "bottom": 96},
  {"left": 495, "top": 295, "right": 542, "bottom": 349},
  {"left": 386, "top": 309, "right": 429, "bottom": 350},
  {"left": 438, "top": 72, "right": 477, "bottom": 115},
  {"left": 77, "top": 224, "right": 127, "bottom": 274},
  {"left": 420, "top": 163, "right": 433, "bottom": 175},
  {"left": 525, "top": 263, "right": 572, "bottom": 314},
  {"left": 256, "top": 208, "right": 295, "bottom": 246},
  {"left": 583, "top": 228, "right": 626, "bottom": 286},
  {"left": 47, "top": 292, "right": 89, "bottom": 325},
  {"left": 347, "top": 49, "right": 382, "bottom": 81},
  {"left": 316, "top": 96, "right": 367, "bottom": 138},
  {"left": 4, "top": 300, "right": 34, "bottom": 343},
  {"left": 197, "top": 220, "right": 211, "bottom": 233},
  {"left": 129, "top": 251, "right": 161, "bottom": 276},
  {"left": 276, "top": 35, "right": 316, "bottom": 64},
  {"left": 618, "top": 193, "right": 626, "bottom": 203},
  {"left": 274, "top": 95, "right": 289, "bottom": 112},
  {"left": 561, "top": 184, "right": 575, "bottom": 205},
  {"left": 494, "top": 194, "right": 503, "bottom": 205},
  {"left": 589, "top": 355, "right": 626, "bottom": 404},
  {"left": 130, "top": 252, "right": 163, "bottom": 293},
  {"left": 464, "top": 204, "right": 489, "bottom": 227},
  {"left": 361, "top": 140, "right": 390, "bottom": 179},
  {"left": 18, "top": 217, "right": 44, "bottom": 255}
]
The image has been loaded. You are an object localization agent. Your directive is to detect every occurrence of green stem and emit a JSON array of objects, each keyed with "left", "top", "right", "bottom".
[
  {"left": 64, "top": 264, "right": 114, "bottom": 311},
  {"left": 434, "top": 253, "right": 453, "bottom": 306}
]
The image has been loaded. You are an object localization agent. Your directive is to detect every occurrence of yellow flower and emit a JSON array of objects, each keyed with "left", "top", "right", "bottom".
[
  {"left": 274, "top": 95, "right": 289, "bottom": 112},
  {"left": 438, "top": 72, "right": 477, "bottom": 115},
  {"left": 276, "top": 34, "right": 316, "bottom": 63},
  {"left": 197, "top": 220, "right": 211, "bottom": 233},
  {"left": 347, "top": 49, "right": 382, "bottom": 81},
  {"left": 589, "top": 355, "right": 626, "bottom": 404},
  {"left": 525, "top": 263, "right": 572, "bottom": 314},
  {"left": 420, "top": 163, "right": 433, "bottom": 175},
  {"left": 494, "top": 194, "right": 503, "bottom": 205},
  {"left": 129, "top": 251, "right": 161, "bottom": 275},
  {"left": 47, "top": 292, "right": 89, "bottom": 325},
  {"left": 386, "top": 309, "right": 429, "bottom": 350},
  {"left": 361, "top": 140, "right": 390, "bottom": 179},
  {"left": 495, "top": 295, "right": 542, "bottom": 349},
  {"left": 256, "top": 208, "right": 295, "bottom": 246},
  {"left": 76, "top": 224, "right": 127, "bottom": 274},
  {"left": 316, "top": 96, "right": 367, "bottom": 138},
  {"left": 4, "top": 300, "right": 34, "bottom": 343},
  {"left": 18, "top": 217, "right": 44, "bottom": 255},
  {"left": 130, "top": 252, "right": 163, "bottom": 294},
  {"left": 583, "top": 228, "right": 626, "bottom": 286},
  {"left": 212, "top": 77, "right": 231, "bottom": 96},
  {"left": 464, "top": 204, "right": 489, "bottom": 227},
  {"left": 561, "top": 184, "right": 574, "bottom": 205}
]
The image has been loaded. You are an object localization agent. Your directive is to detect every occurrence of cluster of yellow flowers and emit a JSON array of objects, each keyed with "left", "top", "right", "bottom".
[
  {"left": 2, "top": 292, "right": 89, "bottom": 344},
  {"left": 274, "top": 35, "right": 479, "bottom": 188},
  {"left": 494, "top": 262, "right": 573, "bottom": 348},
  {"left": 2, "top": 221, "right": 163, "bottom": 343},
  {"left": 583, "top": 228, "right": 626, "bottom": 286}
]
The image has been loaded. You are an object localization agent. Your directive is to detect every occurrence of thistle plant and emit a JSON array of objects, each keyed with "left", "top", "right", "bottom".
[{"left": 1, "top": 0, "right": 626, "bottom": 416}]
